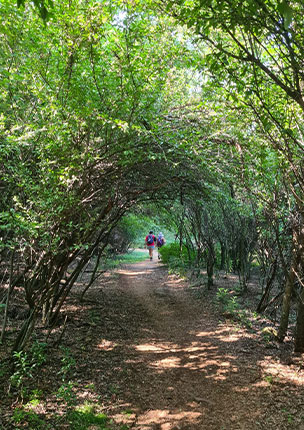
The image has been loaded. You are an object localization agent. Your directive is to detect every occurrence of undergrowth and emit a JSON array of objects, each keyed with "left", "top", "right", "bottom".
[
  {"left": 9, "top": 347, "right": 116, "bottom": 430},
  {"left": 215, "top": 287, "right": 254, "bottom": 328}
]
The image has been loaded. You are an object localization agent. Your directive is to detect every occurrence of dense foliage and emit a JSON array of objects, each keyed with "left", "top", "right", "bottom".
[
  {"left": 0, "top": 0, "right": 198, "bottom": 350},
  {"left": 1, "top": 0, "right": 304, "bottom": 357},
  {"left": 163, "top": 0, "right": 304, "bottom": 350}
]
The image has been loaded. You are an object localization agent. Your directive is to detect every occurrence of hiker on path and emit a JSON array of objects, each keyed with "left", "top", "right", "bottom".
[
  {"left": 145, "top": 231, "right": 156, "bottom": 260},
  {"left": 156, "top": 232, "right": 166, "bottom": 259}
]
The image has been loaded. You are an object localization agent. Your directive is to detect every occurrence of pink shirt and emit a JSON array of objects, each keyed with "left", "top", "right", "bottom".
[{"left": 145, "top": 234, "right": 156, "bottom": 246}]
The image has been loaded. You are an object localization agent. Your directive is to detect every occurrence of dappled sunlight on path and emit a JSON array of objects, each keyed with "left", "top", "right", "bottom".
[
  {"left": 75, "top": 258, "right": 304, "bottom": 429},
  {"left": 136, "top": 409, "right": 202, "bottom": 429}
]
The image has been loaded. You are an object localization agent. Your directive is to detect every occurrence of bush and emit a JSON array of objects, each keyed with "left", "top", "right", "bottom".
[
  {"left": 159, "top": 242, "right": 196, "bottom": 265},
  {"left": 216, "top": 288, "right": 253, "bottom": 327},
  {"left": 216, "top": 288, "right": 239, "bottom": 315},
  {"left": 10, "top": 342, "right": 47, "bottom": 393},
  {"left": 108, "top": 213, "right": 166, "bottom": 252}
]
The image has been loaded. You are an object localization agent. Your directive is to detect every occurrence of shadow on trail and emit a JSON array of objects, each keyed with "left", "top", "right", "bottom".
[{"left": 69, "top": 259, "right": 304, "bottom": 430}]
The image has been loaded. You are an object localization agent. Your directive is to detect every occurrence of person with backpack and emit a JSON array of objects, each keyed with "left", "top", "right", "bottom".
[
  {"left": 156, "top": 232, "right": 166, "bottom": 259},
  {"left": 145, "top": 230, "right": 156, "bottom": 260}
]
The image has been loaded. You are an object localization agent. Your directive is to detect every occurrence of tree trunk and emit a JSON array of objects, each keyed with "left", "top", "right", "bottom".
[
  {"left": 294, "top": 213, "right": 304, "bottom": 351},
  {"left": 295, "top": 288, "right": 304, "bottom": 352},
  {"left": 278, "top": 273, "right": 295, "bottom": 342},
  {"left": 220, "top": 241, "right": 226, "bottom": 271},
  {"left": 0, "top": 248, "right": 15, "bottom": 344},
  {"left": 12, "top": 309, "right": 37, "bottom": 352},
  {"left": 277, "top": 240, "right": 298, "bottom": 342},
  {"left": 206, "top": 242, "right": 215, "bottom": 289},
  {"left": 238, "top": 237, "right": 248, "bottom": 292},
  {"left": 80, "top": 245, "right": 106, "bottom": 302},
  {"left": 256, "top": 260, "right": 277, "bottom": 313}
]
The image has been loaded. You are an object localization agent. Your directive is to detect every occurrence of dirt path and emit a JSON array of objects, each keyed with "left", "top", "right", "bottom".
[
  {"left": 68, "top": 256, "right": 304, "bottom": 430},
  {"left": 2, "top": 256, "right": 304, "bottom": 429}
]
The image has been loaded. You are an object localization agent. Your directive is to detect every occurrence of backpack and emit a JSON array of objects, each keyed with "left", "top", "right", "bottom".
[
  {"left": 147, "top": 234, "right": 154, "bottom": 245},
  {"left": 157, "top": 236, "right": 164, "bottom": 246}
]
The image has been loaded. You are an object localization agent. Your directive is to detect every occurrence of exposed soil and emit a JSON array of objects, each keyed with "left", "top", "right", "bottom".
[{"left": 2, "top": 254, "right": 304, "bottom": 429}]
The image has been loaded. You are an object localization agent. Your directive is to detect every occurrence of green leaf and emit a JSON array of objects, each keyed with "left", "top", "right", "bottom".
[
  {"left": 278, "top": 1, "right": 293, "bottom": 29},
  {"left": 40, "top": 5, "right": 49, "bottom": 21}
]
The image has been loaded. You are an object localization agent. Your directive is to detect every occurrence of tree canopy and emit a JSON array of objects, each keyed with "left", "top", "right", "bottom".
[{"left": 1, "top": 0, "right": 304, "bottom": 354}]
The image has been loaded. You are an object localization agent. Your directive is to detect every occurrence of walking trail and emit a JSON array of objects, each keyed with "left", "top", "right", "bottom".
[{"left": 68, "top": 256, "right": 304, "bottom": 430}]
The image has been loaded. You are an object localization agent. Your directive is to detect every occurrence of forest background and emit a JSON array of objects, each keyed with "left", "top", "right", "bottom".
[{"left": 1, "top": 0, "right": 304, "bottom": 426}]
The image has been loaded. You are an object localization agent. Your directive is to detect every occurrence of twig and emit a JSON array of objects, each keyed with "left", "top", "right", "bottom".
[{"left": 53, "top": 315, "right": 68, "bottom": 347}]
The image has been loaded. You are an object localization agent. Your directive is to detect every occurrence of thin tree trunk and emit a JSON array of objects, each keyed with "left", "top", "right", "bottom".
[
  {"left": 257, "top": 260, "right": 277, "bottom": 313},
  {"left": 295, "top": 288, "right": 304, "bottom": 352},
  {"left": 206, "top": 242, "right": 215, "bottom": 289},
  {"left": 277, "top": 273, "right": 295, "bottom": 342},
  {"left": 80, "top": 245, "right": 106, "bottom": 302},
  {"left": 294, "top": 212, "right": 304, "bottom": 351},
  {"left": 220, "top": 241, "right": 226, "bottom": 271},
  {"left": 0, "top": 248, "right": 15, "bottom": 344},
  {"left": 278, "top": 239, "right": 299, "bottom": 342},
  {"left": 12, "top": 309, "right": 36, "bottom": 352},
  {"left": 49, "top": 252, "right": 93, "bottom": 326},
  {"left": 258, "top": 291, "right": 283, "bottom": 314}
]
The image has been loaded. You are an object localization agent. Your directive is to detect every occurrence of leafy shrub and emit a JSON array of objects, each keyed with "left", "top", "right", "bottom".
[
  {"left": 10, "top": 350, "right": 32, "bottom": 390},
  {"left": 10, "top": 341, "right": 47, "bottom": 392},
  {"left": 56, "top": 381, "right": 77, "bottom": 406},
  {"left": 159, "top": 242, "right": 195, "bottom": 264},
  {"left": 216, "top": 288, "right": 253, "bottom": 327},
  {"left": 67, "top": 403, "right": 108, "bottom": 430},
  {"left": 59, "top": 346, "right": 76, "bottom": 380},
  {"left": 31, "top": 341, "right": 47, "bottom": 367},
  {"left": 13, "top": 408, "right": 49, "bottom": 429},
  {"left": 159, "top": 243, "right": 196, "bottom": 277},
  {"left": 216, "top": 288, "right": 239, "bottom": 315},
  {"left": 55, "top": 347, "right": 77, "bottom": 406}
]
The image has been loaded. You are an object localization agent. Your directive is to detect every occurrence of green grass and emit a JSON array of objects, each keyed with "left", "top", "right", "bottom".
[
  {"left": 12, "top": 404, "right": 110, "bottom": 430},
  {"left": 106, "top": 250, "right": 147, "bottom": 268},
  {"left": 67, "top": 403, "right": 109, "bottom": 429},
  {"left": 12, "top": 408, "right": 51, "bottom": 429}
]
